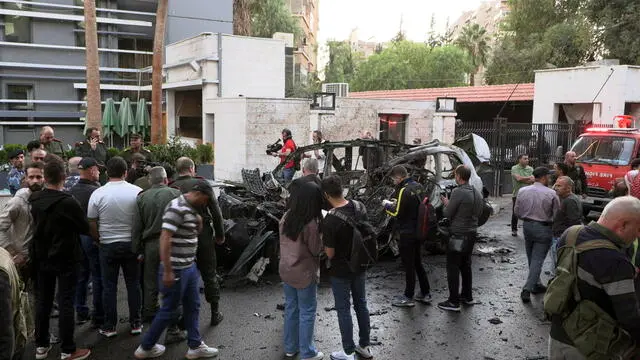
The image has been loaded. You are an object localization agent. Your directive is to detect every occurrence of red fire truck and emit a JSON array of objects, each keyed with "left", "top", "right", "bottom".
[{"left": 569, "top": 116, "right": 638, "bottom": 217}]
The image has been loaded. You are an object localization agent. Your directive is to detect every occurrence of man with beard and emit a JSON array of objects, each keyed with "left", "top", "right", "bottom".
[
  {"left": 30, "top": 159, "right": 91, "bottom": 360},
  {"left": 7, "top": 149, "right": 25, "bottom": 196},
  {"left": 0, "top": 162, "right": 45, "bottom": 278}
]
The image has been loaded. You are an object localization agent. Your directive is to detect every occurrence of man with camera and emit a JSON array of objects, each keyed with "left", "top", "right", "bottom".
[
  {"left": 438, "top": 165, "right": 484, "bottom": 312},
  {"left": 269, "top": 129, "right": 297, "bottom": 183}
]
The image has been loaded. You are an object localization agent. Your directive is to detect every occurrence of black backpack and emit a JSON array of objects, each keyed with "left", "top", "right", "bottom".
[{"left": 329, "top": 200, "right": 378, "bottom": 272}]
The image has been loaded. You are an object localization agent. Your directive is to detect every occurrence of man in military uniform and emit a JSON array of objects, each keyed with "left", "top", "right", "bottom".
[
  {"left": 169, "top": 157, "right": 226, "bottom": 326},
  {"left": 39, "top": 126, "right": 66, "bottom": 160},
  {"left": 75, "top": 127, "right": 108, "bottom": 184},
  {"left": 122, "top": 133, "right": 152, "bottom": 165},
  {"left": 131, "top": 167, "right": 180, "bottom": 323},
  {"left": 7, "top": 149, "right": 25, "bottom": 196}
]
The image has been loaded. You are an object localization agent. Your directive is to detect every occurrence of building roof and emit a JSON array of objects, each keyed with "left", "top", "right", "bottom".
[{"left": 349, "top": 83, "right": 535, "bottom": 103}]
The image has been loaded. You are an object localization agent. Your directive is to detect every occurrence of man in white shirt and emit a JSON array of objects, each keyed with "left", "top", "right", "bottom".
[{"left": 88, "top": 156, "right": 142, "bottom": 338}]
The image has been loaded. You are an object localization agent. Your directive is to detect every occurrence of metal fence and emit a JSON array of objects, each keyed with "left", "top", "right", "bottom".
[{"left": 455, "top": 119, "right": 611, "bottom": 195}]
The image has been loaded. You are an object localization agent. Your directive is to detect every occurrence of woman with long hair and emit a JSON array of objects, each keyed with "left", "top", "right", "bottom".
[{"left": 279, "top": 182, "right": 325, "bottom": 360}]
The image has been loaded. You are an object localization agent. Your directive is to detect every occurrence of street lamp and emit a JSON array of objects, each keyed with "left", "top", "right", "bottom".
[{"left": 436, "top": 97, "right": 457, "bottom": 113}]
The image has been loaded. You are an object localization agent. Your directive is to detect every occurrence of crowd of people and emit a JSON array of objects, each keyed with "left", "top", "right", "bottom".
[
  {"left": 0, "top": 126, "right": 225, "bottom": 360},
  {"left": 511, "top": 150, "right": 640, "bottom": 359}
]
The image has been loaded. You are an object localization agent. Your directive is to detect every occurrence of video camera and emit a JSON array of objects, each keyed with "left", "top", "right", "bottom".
[{"left": 265, "top": 139, "right": 283, "bottom": 155}]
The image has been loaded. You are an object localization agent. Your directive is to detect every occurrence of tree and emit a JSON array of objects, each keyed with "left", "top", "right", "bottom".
[
  {"left": 233, "top": 0, "right": 252, "bottom": 36},
  {"left": 249, "top": 0, "right": 301, "bottom": 39},
  {"left": 455, "top": 23, "right": 490, "bottom": 85},
  {"left": 350, "top": 42, "right": 473, "bottom": 91},
  {"left": 484, "top": 36, "right": 548, "bottom": 85},
  {"left": 83, "top": 0, "right": 101, "bottom": 131},
  {"left": 151, "top": 0, "right": 168, "bottom": 144},
  {"left": 323, "top": 41, "right": 361, "bottom": 84},
  {"left": 584, "top": 0, "right": 640, "bottom": 65}
]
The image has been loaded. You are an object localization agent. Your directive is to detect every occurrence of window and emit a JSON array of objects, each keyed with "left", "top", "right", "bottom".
[
  {"left": 379, "top": 114, "right": 407, "bottom": 142},
  {"left": 7, "top": 84, "right": 34, "bottom": 110},
  {"left": 571, "top": 135, "right": 636, "bottom": 166},
  {"left": 3, "top": 1, "right": 31, "bottom": 43}
]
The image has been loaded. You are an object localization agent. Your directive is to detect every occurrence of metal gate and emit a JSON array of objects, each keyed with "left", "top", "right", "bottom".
[{"left": 456, "top": 119, "right": 588, "bottom": 195}]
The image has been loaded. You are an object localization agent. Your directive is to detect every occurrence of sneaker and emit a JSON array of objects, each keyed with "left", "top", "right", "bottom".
[
  {"left": 329, "top": 351, "right": 355, "bottom": 360},
  {"left": 185, "top": 342, "right": 219, "bottom": 359},
  {"left": 391, "top": 295, "right": 415, "bottom": 307},
  {"left": 437, "top": 300, "right": 461, "bottom": 312},
  {"left": 99, "top": 328, "right": 117, "bottom": 338},
  {"left": 414, "top": 292, "right": 432, "bottom": 304},
  {"left": 60, "top": 348, "right": 91, "bottom": 360},
  {"left": 355, "top": 346, "right": 373, "bottom": 359},
  {"left": 521, "top": 289, "right": 531, "bottom": 303},
  {"left": 303, "top": 351, "right": 325, "bottom": 360},
  {"left": 284, "top": 351, "right": 298, "bottom": 358},
  {"left": 130, "top": 323, "right": 143, "bottom": 335},
  {"left": 511, "top": 230, "right": 517, "bottom": 237},
  {"left": 36, "top": 345, "right": 52, "bottom": 360},
  {"left": 460, "top": 297, "right": 477, "bottom": 306},
  {"left": 134, "top": 344, "right": 166, "bottom": 359}
]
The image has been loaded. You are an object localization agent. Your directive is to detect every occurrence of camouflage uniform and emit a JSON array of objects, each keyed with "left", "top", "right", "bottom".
[
  {"left": 122, "top": 148, "right": 152, "bottom": 165},
  {"left": 7, "top": 167, "right": 24, "bottom": 196},
  {"left": 43, "top": 139, "right": 66, "bottom": 160},
  {"left": 169, "top": 175, "right": 225, "bottom": 325}
]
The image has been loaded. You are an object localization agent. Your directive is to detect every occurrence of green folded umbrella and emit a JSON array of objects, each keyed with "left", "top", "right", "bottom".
[
  {"left": 135, "top": 98, "right": 151, "bottom": 140},
  {"left": 118, "top": 97, "right": 136, "bottom": 137},
  {"left": 101, "top": 98, "right": 117, "bottom": 138}
]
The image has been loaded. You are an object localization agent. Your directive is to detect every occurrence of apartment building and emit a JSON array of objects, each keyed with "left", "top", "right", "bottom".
[
  {"left": 287, "top": 0, "right": 318, "bottom": 83},
  {"left": 0, "top": 0, "right": 232, "bottom": 145}
]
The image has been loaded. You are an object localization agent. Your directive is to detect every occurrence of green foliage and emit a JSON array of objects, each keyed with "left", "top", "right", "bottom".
[
  {"left": 250, "top": 0, "right": 301, "bottom": 39},
  {"left": 486, "top": 0, "right": 596, "bottom": 84},
  {"left": 106, "top": 147, "right": 121, "bottom": 160},
  {"left": 323, "top": 41, "right": 362, "bottom": 84},
  {"left": 64, "top": 149, "right": 77, "bottom": 160},
  {"left": 350, "top": 42, "right": 473, "bottom": 91},
  {"left": 287, "top": 72, "right": 321, "bottom": 98},
  {"left": 195, "top": 143, "right": 214, "bottom": 164},
  {"left": 146, "top": 137, "right": 198, "bottom": 165},
  {"left": 584, "top": 0, "right": 640, "bottom": 65},
  {"left": 455, "top": 23, "right": 490, "bottom": 85}
]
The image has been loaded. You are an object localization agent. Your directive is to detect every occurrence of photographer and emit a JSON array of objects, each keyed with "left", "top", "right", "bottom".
[
  {"left": 270, "top": 129, "right": 297, "bottom": 183},
  {"left": 438, "top": 165, "right": 483, "bottom": 312}
]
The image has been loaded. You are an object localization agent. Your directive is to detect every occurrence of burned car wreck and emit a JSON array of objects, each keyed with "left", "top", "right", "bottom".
[{"left": 216, "top": 139, "right": 488, "bottom": 280}]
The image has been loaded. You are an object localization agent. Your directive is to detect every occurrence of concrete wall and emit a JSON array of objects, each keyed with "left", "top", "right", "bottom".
[
  {"left": 206, "top": 96, "right": 438, "bottom": 182},
  {"left": 533, "top": 65, "right": 640, "bottom": 125}
]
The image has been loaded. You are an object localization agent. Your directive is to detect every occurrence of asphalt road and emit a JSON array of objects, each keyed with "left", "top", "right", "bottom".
[{"left": 22, "top": 196, "right": 553, "bottom": 360}]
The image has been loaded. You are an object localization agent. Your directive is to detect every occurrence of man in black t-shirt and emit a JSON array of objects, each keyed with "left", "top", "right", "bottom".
[{"left": 321, "top": 176, "right": 373, "bottom": 360}]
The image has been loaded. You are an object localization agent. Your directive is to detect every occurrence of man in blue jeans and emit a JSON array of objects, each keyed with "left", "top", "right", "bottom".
[
  {"left": 88, "top": 157, "right": 143, "bottom": 337},
  {"left": 514, "top": 167, "right": 560, "bottom": 303},
  {"left": 68, "top": 157, "right": 102, "bottom": 327},
  {"left": 134, "top": 180, "right": 219, "bottom": 359},
  {"left": 321, "top": 176, "right": 373, "bottom": 360}
]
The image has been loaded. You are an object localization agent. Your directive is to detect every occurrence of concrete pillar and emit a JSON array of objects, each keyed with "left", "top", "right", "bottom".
[{"left": 432, "top": 112, "right": 457, "bottom": 144}]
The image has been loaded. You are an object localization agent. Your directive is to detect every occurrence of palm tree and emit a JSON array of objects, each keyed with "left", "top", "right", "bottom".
[
  {"left": 83, "top": 0, "right": 101, "bottom": 130},
  {"left": 151, "top": 0, "right": 168, "bottom": 144},
  {"left": 455, "top": 23, "right": 490, "bottom": 86}
]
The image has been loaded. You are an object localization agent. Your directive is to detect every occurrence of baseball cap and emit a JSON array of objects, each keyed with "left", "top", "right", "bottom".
[
  {"left": 533, "top": 166, "right": 551, "bottom": 179},
  {"left": 191, "top": 179, "right": 214, "bottom": 199},
  {"left": 8, "top": 149, "right": 24, "bottom": 159},
  {"left": 78, "top": 157, "right": 99, "bottom": 170}
]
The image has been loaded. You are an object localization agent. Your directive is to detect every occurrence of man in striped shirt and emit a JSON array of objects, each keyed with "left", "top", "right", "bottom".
[{"left": 134, "top": 180, "right": 219, "bottom": 359}]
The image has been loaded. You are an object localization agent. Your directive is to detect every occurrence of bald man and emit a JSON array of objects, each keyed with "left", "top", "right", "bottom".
[
  {"left": 64, "top": 157, "right": 82, "bottom": 192},
  {"left": 564, "top": 151, "right": 587, "bottom": 197},
  {"left": 549, "top": 196, "right": 640, "bottom": 359},
  {"left": 39, "top": 126, "right": 66, "bottom": 160}
]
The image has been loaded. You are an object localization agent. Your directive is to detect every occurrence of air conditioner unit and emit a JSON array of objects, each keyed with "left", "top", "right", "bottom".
[{"left": 322, "top": 83, "right": 349, "bottom": 98}]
